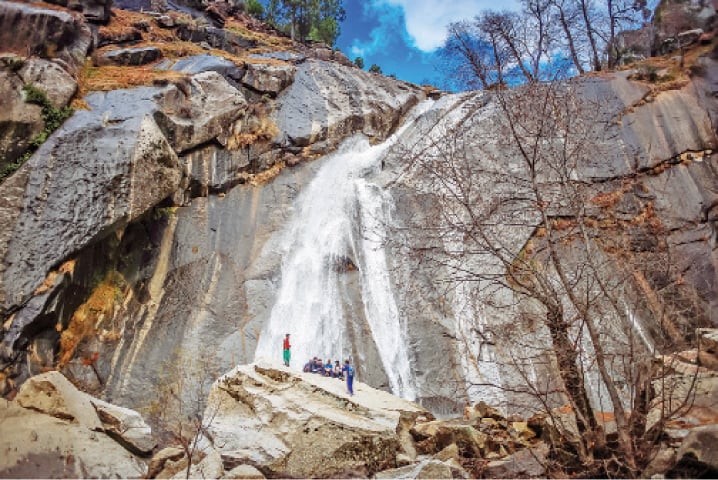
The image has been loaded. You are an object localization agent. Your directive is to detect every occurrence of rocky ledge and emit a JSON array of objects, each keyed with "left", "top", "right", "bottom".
[
  {"left": 4, "top": 349, "right": 718, "bottom": 478},
  {"left": 151, "top": 362, "right": 556, "bottom": 479}
]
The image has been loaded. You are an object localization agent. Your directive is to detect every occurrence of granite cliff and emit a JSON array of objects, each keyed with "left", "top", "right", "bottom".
[{"left": 1, "top": 0, "right": 718, "bottom": 476}]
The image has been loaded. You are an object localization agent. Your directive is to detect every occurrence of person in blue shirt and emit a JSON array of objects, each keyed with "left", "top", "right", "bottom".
[
  {"left": 324, "top": 359, "right": 333, "bottom": 376},
  {"left": 342, "top": 359, "right": 354, "bottom": 395}
]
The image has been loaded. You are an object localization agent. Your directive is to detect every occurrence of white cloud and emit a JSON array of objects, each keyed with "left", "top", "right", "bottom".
[
  {"left": 380, "top": 0, "right": 519, "bottom": 52},
  {"left": 349, "top": 2, "right": 406, "bottom": 58}
]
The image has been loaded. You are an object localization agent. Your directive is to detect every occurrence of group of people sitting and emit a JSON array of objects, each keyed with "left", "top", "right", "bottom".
[{"left": 303, "top": 357, "right": 345, "bottom": 379}]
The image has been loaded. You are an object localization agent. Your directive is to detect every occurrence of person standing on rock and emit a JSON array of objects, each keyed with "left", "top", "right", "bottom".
[
  {"left": 283, "top": 333, "right": 291, "bottom": 367},
  {"left": 343, "top": 359, "right": 354, "bottom": 395}
]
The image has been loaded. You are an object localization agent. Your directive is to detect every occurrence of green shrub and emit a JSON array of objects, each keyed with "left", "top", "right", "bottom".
[
  {"left": 0, "top": 84, "right": 74, "bottom": 183},
  {"left": 246, "top": 0, "right": 264, "bottom": 18},
  {"left": 631, "top": 65, "right": 658, "bottom": 82}
]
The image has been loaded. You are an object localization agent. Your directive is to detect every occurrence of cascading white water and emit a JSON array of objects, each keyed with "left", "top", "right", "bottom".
[
  {"left": 254, "top": 102, "right": 433, "bottom": 400},
  {"left": 454, "top": 282, "right": 507, "bottom": 408}
]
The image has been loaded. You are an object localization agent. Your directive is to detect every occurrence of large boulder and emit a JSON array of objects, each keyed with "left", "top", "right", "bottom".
[
  {"left": 241, "top": 62, "right": 296, "bottom": 96},
  {"left": 0, "top": 1, "right": 92, "bottom": 76},
  {"left": 154, "top": 71, "right": 247, "bottom": 153},
  {"left": 160, "top": 53, "right": 246, "bottom": 85},
  {"left": 0, "top": 371, "right": 150, "bottom": 478},
  {"left": 0, "top": 86, "right": 182, "bottom": 319},
  {"left": 0, "top": 56, "right": 77, "bottom": 174},
  {"left": 44, "top": 0, "right": 113, "bottom": 23},
  {"left": 15, "top": 371, "right": 104, "bottom": 429},
  {"left": 202, "top": 362, "right": 430, "bottom": 478},
  {"left": 18, "top": 58, "right": 78, "bottom": 108},
  {"left": 0, "top": 63, "right": 44, "bottom": 173},
  {"left": 97, "top": 46, "right": 163, "bottom": 67},
  {"left": 274, "top": 58, "right": 423, "bottom": 153}
]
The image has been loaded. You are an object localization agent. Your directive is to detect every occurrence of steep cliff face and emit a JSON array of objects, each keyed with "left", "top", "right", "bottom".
[
  {"left": 378, "top": 65, "right": 718, "bottom": 413},
  {"left": 0, "top": 0, "right": 424, "bottom": 407},
  {"left": 1, "top": 0, "right": 718, "bottom": 434}
]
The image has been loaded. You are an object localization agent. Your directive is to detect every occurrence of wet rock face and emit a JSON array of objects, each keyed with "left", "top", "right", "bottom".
[
  {"left": 0, "top": 86, "right": 181, "bottom": 317},
  {"left": 377, "top": 66, "right": 718, "bottom": 412},
  {"left": 0, "top": 71, "right": 247, "bottom": 319}
]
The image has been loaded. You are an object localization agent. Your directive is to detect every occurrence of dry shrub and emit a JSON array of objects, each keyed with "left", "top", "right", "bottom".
[
  {"left": 81, "top": 64, "right": 188, "bottom": 92},
  {"left": 99, "top": 8, "right": 153, "bottom": 40},
  {"left": 591, "top": 190, "right": 623, "bottom": 208},
  {"left": 57, "top": 271, "right": 126, "bottom": 367},
  {"left": 33, "top": 259, "right": 77, "bottom": 295},
  {"left": 225, "top": 18, "right": 294, "bottom": 49},
  {"left": 226, "top": 106, "right": 279, "bottom": 150},
  {"left": 552, "top": 218, "right": 574, "bottom": 231},
  {"left": 249, "top": 160, "right": 286, "bottom": 186}
]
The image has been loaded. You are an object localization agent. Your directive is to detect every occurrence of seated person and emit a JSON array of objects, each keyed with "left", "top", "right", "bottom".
[
  {"left": 303, "top": 360, "right": 312, "bottom": 372},
  {"left": 333, "top": 360, "right": 343, "bottom": 379},
  {"left": 312, "top": 357, "right": 323, "bottom": 374},
  {"left": 324, "top": 359, "right": 333, "bottom": 376}
]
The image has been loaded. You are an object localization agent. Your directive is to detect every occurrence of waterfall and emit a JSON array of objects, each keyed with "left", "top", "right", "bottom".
[{"left": 254, "top": 102, "right": 433, "bottom": 400}]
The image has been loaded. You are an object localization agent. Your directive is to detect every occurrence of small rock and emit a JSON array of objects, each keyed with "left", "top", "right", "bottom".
[
  {"left": 510, "top": 421, "right": 537, "bottom": 441},
  {"left": 91, "top": 399, "right": 156, "bottom": 455},
  {"left": 395, "top": 453, "right": 413, "bottom": 467},
  {"left": 224, "top": 464, "right": 265, "bottom": 479},
  {"left": 174, "top": 448, "right": 223, "bottom": 479},
  {"left": 675, "top": 425, "right": 718, "bottom": 470},
  {"left": 147, "top": 447, "right": 185, "bottom": 479},
  {"left": 643, "top": 447, "right": 676, "bottom": 478},
  {"left": 416, "top": 460, "right": 453, "bottom": 479},
  {"left": 484, "top": 443, "right": 549, "bottom": 478},
  {"left": 157, "top": 15, "right": 175, "bottom": 28},
  {"left": 98, "top": 47, "right": 163, "bottom": 67},
  {"left": 434, "top": 443, "right": 459, "bottom": 462},
  {"left": 473, "top": 401, "right": 504, "bottom": 420}
]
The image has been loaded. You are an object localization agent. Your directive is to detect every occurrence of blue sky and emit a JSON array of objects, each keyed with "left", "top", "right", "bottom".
[{"left": 334, "top": 0, "right": 520, "bottom": 87}]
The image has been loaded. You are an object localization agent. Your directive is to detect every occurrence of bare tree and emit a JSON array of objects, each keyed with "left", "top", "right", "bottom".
[
  {"left": 145, "top": 352, "right": 223, "bottom": 479},
  {"left": 392, "top": 79, "right": 704, "bottom": 476},
  {"left": 440, "top": 0, "right": 649, "bottom": 83},
  {"left": 605, "top": 0, "right": 649, "bottom": 68},
  {"left": 550, "top": 0, "right": 586, "bottom": 74}
]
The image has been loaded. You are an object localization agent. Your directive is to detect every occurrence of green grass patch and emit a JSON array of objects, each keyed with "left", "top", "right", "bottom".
[{"left": 0, "top": 84, "right": 74, "bottom": 183}]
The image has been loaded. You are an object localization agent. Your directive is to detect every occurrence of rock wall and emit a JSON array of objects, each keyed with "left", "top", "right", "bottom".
[
  {"left": 378, "top": 66, "right": 718, "bottom": 413},
  {"left": 2, "top": 0, "right": 718, "bottom": 435},
  {"left": 0, "top": 0, "right": 425, "bottom": 413}
]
